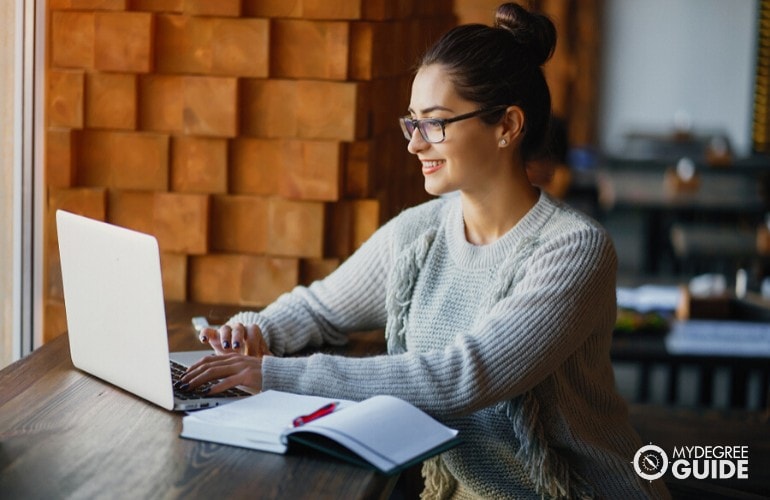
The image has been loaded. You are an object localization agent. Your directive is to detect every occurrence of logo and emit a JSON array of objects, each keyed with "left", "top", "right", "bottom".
[
  {"left": 632, "top": 443, "right": 750, "bottom": 481},
  {"left": 633, "top": 444, "right": 668, "bottom": 481}
]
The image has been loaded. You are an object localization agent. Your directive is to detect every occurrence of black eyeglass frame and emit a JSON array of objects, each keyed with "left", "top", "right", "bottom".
[{"left": 398, "top": 104, "right": 510, "bottom": 144}]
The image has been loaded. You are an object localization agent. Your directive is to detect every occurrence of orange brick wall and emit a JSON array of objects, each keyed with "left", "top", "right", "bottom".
[{"left": 44, "top": 0, "right": 454, "bottom": 342}]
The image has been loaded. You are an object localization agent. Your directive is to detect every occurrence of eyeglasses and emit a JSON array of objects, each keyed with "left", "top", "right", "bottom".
[{"left": 398, "top": 105, "right": 509, "bottom": 144}]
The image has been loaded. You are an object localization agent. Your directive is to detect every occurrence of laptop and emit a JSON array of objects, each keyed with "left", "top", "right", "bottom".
[{"left": 56, "top": 209, "right": 251, "bottom": 411}]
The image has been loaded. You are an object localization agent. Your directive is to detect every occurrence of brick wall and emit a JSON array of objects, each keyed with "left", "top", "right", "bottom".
[{"left": 45, "top": 0, "right": 454, "bottom": 342}]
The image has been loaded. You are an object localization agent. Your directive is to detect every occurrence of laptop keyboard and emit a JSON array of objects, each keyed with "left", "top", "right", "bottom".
[{"left": 170, "top": 360, "right": 250, "bottom": 400}]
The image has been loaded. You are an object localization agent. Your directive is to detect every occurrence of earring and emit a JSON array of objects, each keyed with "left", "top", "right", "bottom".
[{"left": 499, "top": 138, "right": 507, "bottom": 146}]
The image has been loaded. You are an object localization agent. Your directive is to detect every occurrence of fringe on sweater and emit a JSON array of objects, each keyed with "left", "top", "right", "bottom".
[
  {"left": 501, "top": 395, "right": 594, "bottom": 499},
  {"left": 384, "top": 229, "right": 435, "bottom": 354},
  {"left": 386, "top": 227, "right": 593, "bottom": 499},
  {"left": 421, "top": 456, "right": 457, "bottom": 499}
]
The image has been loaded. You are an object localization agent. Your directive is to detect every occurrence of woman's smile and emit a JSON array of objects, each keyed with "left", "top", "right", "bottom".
[{"left": 421, "top": 159, "right": 446, "bottom": 174}]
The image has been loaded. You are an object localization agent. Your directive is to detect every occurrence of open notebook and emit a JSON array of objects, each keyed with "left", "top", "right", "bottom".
[{"left": 180, "top": 390, "right": 461, "bottom": 475}]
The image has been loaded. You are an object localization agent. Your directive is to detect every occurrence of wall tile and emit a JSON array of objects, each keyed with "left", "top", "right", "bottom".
[
  {"left": 279, "top": 140, "right": 342, "bottom": 201},
  {"left": 343, "top": 140, "right": 373, "bottom": 198},
  {"left": 210, "top": 194, "right": 268, "bottom": 254},
  {"left": 48, "top": 69, "right": 84, "bottom": 128},
  {"left": 50, "top": 0, "right": 127, "bottom": 9},
  {"left": 229, "top": 138, "right": 281, "bottom": 195},
  {"left": 108, "top": 190, "right": 156, "bottom": 234},
  {"left": 295, "top": 80, "right": 367, "bottom": 140},
  {"left": 171, "top": 136, "right": 228, "bottom": 193},
  {"left": 184, "top": 0, "right": 241, "bottom": 17},
  {"left": 78, "top": 130, "right": 169, "bottom": 190},
  {"left": 85, "top": 72, "right": 137, "bottom": 129},
  {"left": 240, "top": 79, "right": 298, "bottom": 138},
  {"left": 139, "top": 75, "right": 184, "bottom": 133},
  {"left": 160, "top": 252, "right": 188, "bottom": 301},
  {"left": 189, "top": 254, "right": 299, "bottom": 306},
  {"left": 183, "top": 76, "right": 238, "bottom": 137},
  {"left": 155, "top": 15, "right": 268, "bottom": 77},
  {"left": 299, "top": 258, "right": 340, "bottom": 285},
  {"left": 94, "top": 11, "right": 154, "bottom": 73},
  {"left": 270, "top": 20, "right": 350, "bottom": 80},
  {"left": 46, "top": 128, "right": 77, "bottom": 189},
  {"left": 51, "top": 11, "right": 95, "bottom": 69},
  {"left": 129, "top": 0, "right": 184, "bottom": 12},
  {"left": 267, "top": 197, "right": 325, "bottom": 257},
  {"left": 153, "top": 192, "right": 209, "bottom": 254}
]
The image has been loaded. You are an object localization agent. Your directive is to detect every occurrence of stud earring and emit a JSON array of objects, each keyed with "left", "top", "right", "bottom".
[{"left": 499, "top": 138, "right": 507, "bottom": 146}]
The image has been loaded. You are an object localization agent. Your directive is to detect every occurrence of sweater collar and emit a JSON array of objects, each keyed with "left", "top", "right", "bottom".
[{"left": 445, "top": 190, "right": 557, "bottom": 269}]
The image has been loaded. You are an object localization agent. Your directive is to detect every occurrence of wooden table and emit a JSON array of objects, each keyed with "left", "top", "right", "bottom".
[
  {"left": 0, "top": 302, "right": 396, "bottom": 499},
  {"left": 3, "top": 301, "right": 768, "bottom": 499}
]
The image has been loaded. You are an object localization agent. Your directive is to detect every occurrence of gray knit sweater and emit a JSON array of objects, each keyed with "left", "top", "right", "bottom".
[{"left": 229, "top": 192, "right": 669, "bottom": 499}]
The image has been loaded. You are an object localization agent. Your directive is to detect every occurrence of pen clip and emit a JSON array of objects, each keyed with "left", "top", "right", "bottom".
[{"left": 292, "top": 402, "right": 339, "bottom": 428}]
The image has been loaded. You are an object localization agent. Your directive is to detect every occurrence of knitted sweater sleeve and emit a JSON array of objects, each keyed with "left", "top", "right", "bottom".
[
  {"left": 261, "top": 223, "right": 618, "bottom": 417},
  {"left": 226, "top": 219, "right": 393, "bottom": 356}
]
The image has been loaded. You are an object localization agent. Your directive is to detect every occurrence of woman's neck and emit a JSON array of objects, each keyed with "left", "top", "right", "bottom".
[{"left": 460, "top": 177, "right": 540, "bottom": 246}]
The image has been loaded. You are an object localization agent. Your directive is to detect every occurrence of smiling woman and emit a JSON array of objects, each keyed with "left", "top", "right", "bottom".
[{"left": 181, "top": 3, "right": 670, "bottom": 498}]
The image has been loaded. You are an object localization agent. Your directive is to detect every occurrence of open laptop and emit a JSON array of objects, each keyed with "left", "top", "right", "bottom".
[{"left": 56, "top": 210, "right": 250, "bottom": 411}]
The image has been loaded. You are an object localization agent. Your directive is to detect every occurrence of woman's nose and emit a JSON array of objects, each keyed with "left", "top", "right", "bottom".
[{"left": 407, "top": 129, "right": 428, "bottom": 155}]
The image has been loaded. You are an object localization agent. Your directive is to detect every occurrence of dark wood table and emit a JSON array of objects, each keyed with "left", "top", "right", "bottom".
[
  {"left": 0, "top": 302, "right": 396, "bottom": 499},
  {"left": 3, "top": 301, "right": 768, "bottom": 499}
]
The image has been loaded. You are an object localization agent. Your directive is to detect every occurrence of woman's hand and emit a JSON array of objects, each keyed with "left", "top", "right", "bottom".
[
  {"left": 180, "top": 353, "right": 263, "bottom": 394},
  {"left": 199, "top": 323, "right": 272, "bottom": 357}
]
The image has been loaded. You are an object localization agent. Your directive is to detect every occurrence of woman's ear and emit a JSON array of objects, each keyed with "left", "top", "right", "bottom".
[{"left": 498, "top": 106, "right": 525, "bottom": 147}]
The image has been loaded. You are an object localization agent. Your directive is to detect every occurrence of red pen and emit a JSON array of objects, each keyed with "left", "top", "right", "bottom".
[{"left": 292, "top": 402, "right": 339, "bottom": 427}]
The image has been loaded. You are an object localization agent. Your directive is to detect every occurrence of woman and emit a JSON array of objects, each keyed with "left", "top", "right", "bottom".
[{"left": 182, "top": 3, "right": 668, "bottom": 498}]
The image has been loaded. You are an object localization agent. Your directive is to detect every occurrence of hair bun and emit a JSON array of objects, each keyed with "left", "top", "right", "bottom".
[{"left": 494, "top": 2, "right": 556, "bottom": 66}]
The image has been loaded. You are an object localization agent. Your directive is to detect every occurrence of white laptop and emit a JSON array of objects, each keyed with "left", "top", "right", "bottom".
[{"left": 56, "top": 210, "right": 250, "bottom": 411}]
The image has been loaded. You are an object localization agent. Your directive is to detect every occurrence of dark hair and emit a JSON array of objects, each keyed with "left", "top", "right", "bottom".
[
  {"left": 419, "top": 3, "right": 556, "bottom": 161},
  {"left": 539, "top": 115, "right": 568, "bottom": 164}
]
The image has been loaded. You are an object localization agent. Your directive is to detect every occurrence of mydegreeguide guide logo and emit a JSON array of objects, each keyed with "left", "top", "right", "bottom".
[{"left": 633, "top": 443, "right": 750, "bottom": 482}]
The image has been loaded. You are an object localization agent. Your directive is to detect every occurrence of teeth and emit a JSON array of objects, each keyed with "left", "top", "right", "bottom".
[{"left": 422, "top": 161, "right": 443, "bottom": 167}]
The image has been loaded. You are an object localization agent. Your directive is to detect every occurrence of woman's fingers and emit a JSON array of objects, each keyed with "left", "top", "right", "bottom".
[
  {"left": 184, "top": 353, "right": 233, "bottom": 380},
  {"left": 218, "top": 325, "right": 233, "bottom": 350},
  {"left": 230, "top": 323, "right": 246, "bottom": 352},
  {"left": 181, "top": 353, "right": 262, "bottom": 394},
  {"left": 199, "top": 324, "right": 245, "bottom": 354},
  {"left": 199, "top": 322, "right": 267, "bottom": 357},
  {"left": 199, "top": 325, "right": 227, "bottom": 354}
]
